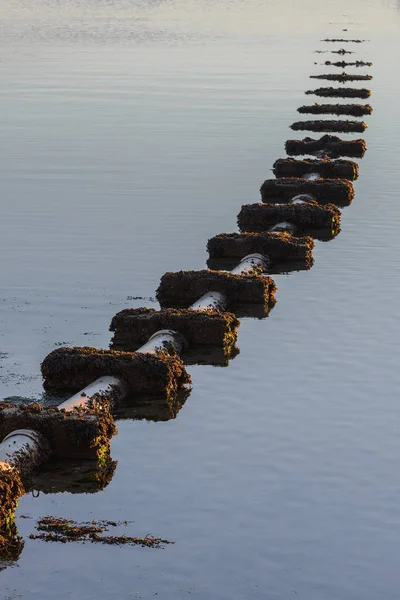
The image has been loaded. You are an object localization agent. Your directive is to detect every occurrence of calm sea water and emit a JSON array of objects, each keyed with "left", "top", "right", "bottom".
[{"left": 1, "top": 0, "right": 400, "bottom": 598}]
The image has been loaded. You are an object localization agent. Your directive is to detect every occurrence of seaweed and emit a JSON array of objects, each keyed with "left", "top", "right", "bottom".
[
  {"left": 310, "top": 73, "right": 372, "bottom": 82},
  {"left": 273, "top": 157, "right": 358, "bottom": 180},
  {"left": 260, "top": 178, "right": 354, "bottom": 207},
  {"left": 110, "top": 307, "right": 239, "bottom": 350},
  {"left": 290, "top": 120, "right": 366, "bottom": 133},
  {"left": 29, "top": 516, "right": 172, "bottom": 548},
  {"left": 285, "top": 134, "right": 367, "bottom": 158},
  {"left": 322, "top": 38, "right": 365, "bottom": 43},
  {"left": 0, "top": 464, "right": 25, "bottom": 562},
  {"left": 0, "top": 402, "right": 117, "bottom": 460},
  {"left": 306, "top": 87, "right": 371, "bottom": 98},
  {"left": 237, "top": 202, "right": 341, "bottom": 240},
  {"left": 324, "top": 61, "right": 372, "bottom": 68},
  {"left": 297, "top": 104, "right": 372, "bottom": 117},
  {"left": 0, "top": 510, "right": 24, "bottom": 570},
  {"left": 315, "top": 49, "right": 354, "bottom": 55},
  {"left": 156, "top": 270, "right": 276, "bottom": 312},
  {"left": 207, "top": 231, "right": 314, "bottom": 269},
  {"left": 332, "top": 49, "right": 354, "bottom": 55},
  {"left": 41, "top": 347, "right": 191, "bottom": 403}
]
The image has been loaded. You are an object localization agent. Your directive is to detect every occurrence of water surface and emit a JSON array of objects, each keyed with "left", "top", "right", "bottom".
[{"left": 1, "top": 0, "right": 400, "bottom": 598}]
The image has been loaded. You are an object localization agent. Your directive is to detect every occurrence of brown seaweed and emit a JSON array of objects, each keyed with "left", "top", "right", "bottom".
[
  {"left": 237, "top": 202, "right": 341, "bottom": 241},
  {"left": 260, "top": 178, "right": 354, "bottom": 207},
  {"left": 156, "top": 270, "right": 276, "bottom": 313},
  {"left": 310, "top": 73, "right": 372, "bottom": 82},
  {"left": 110, "top": 307, "right": 239, "bottom": 350},
  {"left": 285, "top": 134, "right": 367, "bottom": 158},
  {"left": 29, "top": 516, "right": 172, "bottom": 548},
  {"left": 273, "top": 157, "right": 358, "bottom": 181},
  {"left": 332, "top": 49, "right": 354, "bottom": 55},
  {"left": 207, "top": 231, "right": 314, "bottom": 269},
  {"left": 0, "top": 510, "right": 24, "bottom": 570},
  {"left": 324, "top": 61, "right": 372, "bottom": 68},
  {"left": 41, "top": 347, "right": 191, "bottom": 402},
  {"left": 0, "top": 464, "right": 25, "bottom": 530},
  {"left": 0, "top": 402, "right": 116, "bottom": 460},
  {"left": 306, "top": 87, "right": 371, "bottom": 98},
  {"left": 297, "top": 104, "right": 372, "bottom": 117},
  {"left": 290, "top": 120, "right": 366, "bottom": 133},
  {"left": 322, "top": 38, "right": 365, "bottom": 43}
]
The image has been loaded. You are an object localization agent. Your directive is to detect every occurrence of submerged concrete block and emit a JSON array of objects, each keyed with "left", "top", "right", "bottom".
[
  {"left": 273, "top": 158, "right": 358, "bottom": 180},
  {"left": 285, "top": 134, "right": 367, "bottom": 158},
  {"left": 41, "top": 347, "right": 191, "bottom": 402},
  {"left": 110, "top": 307, "right": 239, "bottom": 350},
  {"left": 156, "top": 269, "right": 276, "bottom": 312},
  {"left": 306, "top": 86, "right": 371, "bottom": 98},
  {"left": 297, "top": 103, "right": 372, "bottom": 117},
  {"left": 0, "top": 402, "right": 116, "bottom": 460},
  {"left": 207, "top": 231, "right": 314, "bottom": 269},
  {"left": 260, "top": 177, "right": 354, "bottom": 207},
  {"left": 290, "top": 120, "right": 366, "bottom": 133},
  {"left": 237, "top": 202, "right": 341, "bottom": 239}
]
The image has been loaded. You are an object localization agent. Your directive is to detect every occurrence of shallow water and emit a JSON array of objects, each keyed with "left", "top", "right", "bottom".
[{"left": 1, "top": 0, "right": 400, "bottom": 598}]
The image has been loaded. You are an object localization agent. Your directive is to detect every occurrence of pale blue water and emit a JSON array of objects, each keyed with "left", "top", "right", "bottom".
[{"left": 1, "top": 0, "right": 400, "bottom": 598}]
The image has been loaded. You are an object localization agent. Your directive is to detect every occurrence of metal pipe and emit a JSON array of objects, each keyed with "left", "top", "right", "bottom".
[
  {"left": 0, "top": 429, "right": 48, "bottom": 477},
  {"left": 302, "top": 172, "right": 321, "bottom": 181},
  {"left": 268, "top": 221, "right": 297, "bottom": 234},
  {"left": 0, "top": 305, "right": 188, "bottom": 481},
  {"left": 290, "top": 193, "right": 316, "bottom": 204},
  {"left": 268, "top": 194, "right": 315, "bottom": 235},
  {"left": 268, "top": 192, "right": 318, "bottom": 233},
  {"left": 190, "top": 291, "right": 227, "bottom": 311},
  {"left": 136, "top": 329, "right": 186, "bottom": 355},
  {"left": 58, "top": 375, "right": 124, "bottom": 412},
  {"left": 189, "top": 253, "right": 269, "bottom": 313},
  {"left": 59, "top": 329, "right": 186, "bottom": 413},
  {"left": 231, "top": 253, "right": 269, "bottom": 274}
]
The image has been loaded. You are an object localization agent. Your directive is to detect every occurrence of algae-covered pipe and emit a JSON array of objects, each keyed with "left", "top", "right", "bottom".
[
  {"left": 0, "top": 429, "right": 48, "bottom": 477},
  {"left": 59, "top": 330, "right": 186, "bottom": 413},
  {"left": 59, "top": 375, "right": 125, "bottom": 412},
  {"left": 190, "top": 291, "right": 226, "bottom": 311},
  {"left": 268, "top": 221, "right": 297, "bottom": 234},
  {"left": 189, "top": 253, "right": 268, "bottom": 312},
  {"left": 302, "top": 172, "right": 321, "bottom": 181},
  {"left": 266, "top": 194, "right": 315, "bottom": 235}
]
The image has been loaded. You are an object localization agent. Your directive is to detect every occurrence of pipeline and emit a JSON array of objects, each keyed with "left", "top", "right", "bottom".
[{"left": 1, "top": 29, "right": 373, "bottom": 560}]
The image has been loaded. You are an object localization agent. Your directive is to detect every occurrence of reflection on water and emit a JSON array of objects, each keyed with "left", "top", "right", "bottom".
[
  {"left": 115, "top": 389, "right": 190, "bottom": 421},
  {"left": 0, "top": 518, "right": 24, "bottom": 573},
  {"left": 32, "top": 456, "right": 117, "bottom": 495}
]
